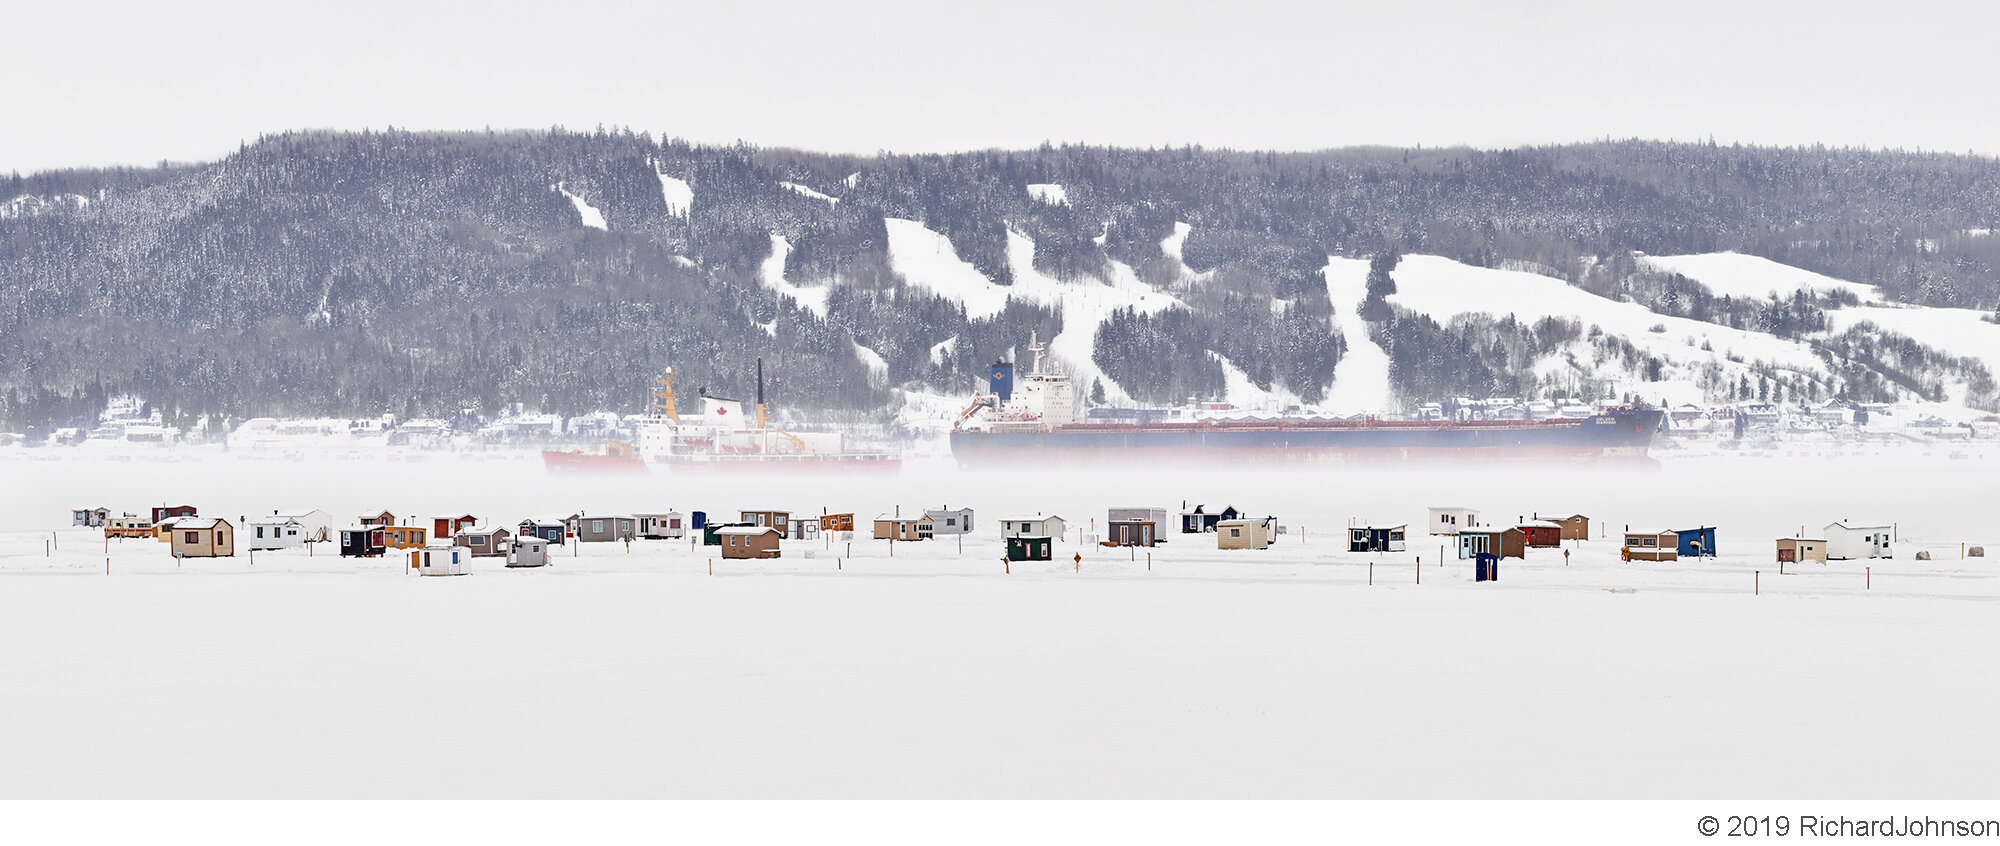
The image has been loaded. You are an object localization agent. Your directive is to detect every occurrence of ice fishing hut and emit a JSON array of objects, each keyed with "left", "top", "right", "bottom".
[
  {"left": 152, "top": 516, "right": 194, "bottom": 542},
  {"left": 718, "top": 526, "right": 782, "bottom": 559},
  {"left": 1474, "top": 553, "right": 1500, "bottom": 582},
  {"left": 1824, "top": 522, "right": 1893, "bottom": 559},
  {"left": 574, "top": 515, "right": 636, "bottom": 542},
  {"left": 245, "top": 515, "right": 310, "bottom": 551},
  {"left": 517, "top": 519, "right": 566, "bottom": 545},
  {"left": 105, "top": 515, "right": 153, "bottom": 538},
  {"left": 1517, "top": 520, "right": 1563, "bottom": 548},
  {"left": 270, "top": 509, "right": 334, "bottom": 543},
  {"left": 1539, "top": 513, "right": 1591, "bottom": 541},
  {"left": 924, "top": 506, "right": 975, "bottom": 535},
  {"left": 1107, "top": 507, "right": 1167, "bottom": 547},
  {"left": 873, "top": 514, "right": 933, "bottom": 541},
  {"left": 703, "top": 522, "right": 753, "bottom": 546},
  {"left": 1426, "top": 507, "right": 1478, "bottom": 535},
  {"left": 432, "top": 514, "right": 479, "bottom": 540},
  {"left": 151, "top": 504, "right": 198, "bottom": 525},
  {"left": 412, "top": 545, "right": 469, "bottom": 576},
  {"left": 382, "top": 524, "right": 429, "bottom": 550},
  {"left": 1459, "top": 528, "right": 1525, "bottom": 560},
  {"left": 454, "top": 526, "right": 512, "bottom": 558},
  {"left": 634, "top": 512, "right": 685, "bottom": 539},
  {"left": 1349, "top": 525, "right": 1408, "bottom": 553},
  {"left": 72, "top": 507, "right": 109, "bottom": 527},
  {"left": 358, "top": 510, "right": 396, "bottom": 528},
  {"left": 507, "top": 536, "right": 550, "bottom": 568},
  {"left": 820, "top": 513, "right": 855, "bottom": 534},
  {"left": 1180, "top": 505, "right": 1240, "bottom": 533},
  {"left": 1006, "top": 536, "right": 1052, "bottom": 562},
  {"left": 169, "top": 518, "right": 235, "bottom": 558},
  {"left": 1776, "top": 537, "right": 1828, "bottom": 564},
  {"left": 1002, "top": 515, "right": 1066, "bottom": 539},
  {"left": 1622, "top": 530, "right": 1679, "bottom": 562},
  {"left": 1217, "top": 517, "right": 1277, "bottom": 550},
  {"left": 340, "top": 526, "right": 386, "bottom": 558},
  {"left": 739, "top": 510, "right": 793, "bottom": 537},
  {"left": 1675, "top": 527, "right": 1717, "bottom": 558}
]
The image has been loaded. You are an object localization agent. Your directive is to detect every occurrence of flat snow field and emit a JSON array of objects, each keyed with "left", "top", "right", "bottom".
[{"left": 4, "top": 450, "right": 1999, "bottom": 798}]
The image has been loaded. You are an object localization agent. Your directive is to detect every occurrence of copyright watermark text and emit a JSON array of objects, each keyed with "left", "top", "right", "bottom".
[{"left": 1699, "top": 815, "right": 2000, "bottom": 837}]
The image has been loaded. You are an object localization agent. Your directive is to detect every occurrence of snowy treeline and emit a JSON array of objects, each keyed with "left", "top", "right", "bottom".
[{"left": 7, "top": 130, "right": 2000, "bottom": 429}]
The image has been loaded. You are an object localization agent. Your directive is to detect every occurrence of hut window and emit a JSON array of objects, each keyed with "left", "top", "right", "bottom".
[
  {"left": 185, "top": 531, "right": 198, "bottom": 544},
  {"left": 1231, "top": 528, "right": 1241, "bottom": 538}
]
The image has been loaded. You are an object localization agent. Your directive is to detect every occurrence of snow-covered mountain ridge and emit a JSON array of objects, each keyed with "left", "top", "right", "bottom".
[{"left": 8, "top": 130, "right": 2000, "bottom": 430}]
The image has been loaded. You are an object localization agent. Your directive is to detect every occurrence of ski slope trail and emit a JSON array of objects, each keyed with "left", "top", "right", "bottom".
[{"left": 1322, "top": 257, "right": 1393, "bottom": 415}]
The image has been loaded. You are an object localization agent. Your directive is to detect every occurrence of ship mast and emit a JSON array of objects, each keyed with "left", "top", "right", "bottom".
[{"left": 651, "top": 368, "right": 681, "bottom": 425}]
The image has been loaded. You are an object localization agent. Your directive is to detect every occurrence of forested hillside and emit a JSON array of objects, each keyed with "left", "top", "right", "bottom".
[{"left": 5, "top": 129, "right": 2000, "bottom": 429}]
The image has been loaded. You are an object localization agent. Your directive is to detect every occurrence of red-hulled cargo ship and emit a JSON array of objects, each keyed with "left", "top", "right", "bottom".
[{"left": 950, "top": 336, "right": 1663, "bottom": 465}]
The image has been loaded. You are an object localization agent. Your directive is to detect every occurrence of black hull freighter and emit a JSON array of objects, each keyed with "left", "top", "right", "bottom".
[{"left": 949, "top": 335, "right": 1664, "bottom": 466}]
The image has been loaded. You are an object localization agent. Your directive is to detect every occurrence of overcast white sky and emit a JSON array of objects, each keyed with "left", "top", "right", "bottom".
[{"left": 9, "top": 0, "right": 1999, "bottom": 174}]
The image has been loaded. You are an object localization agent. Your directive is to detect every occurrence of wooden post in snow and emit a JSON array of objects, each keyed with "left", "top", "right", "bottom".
[
  {"left": 1369, "top": 562, "right": 1373, "bottom": 586},
  {"left": 1755, "top": 570, "right": 1760, "bottom": 596},
  {"left": 1866, "top": 567, "right": 1871, "bottom": 590}
]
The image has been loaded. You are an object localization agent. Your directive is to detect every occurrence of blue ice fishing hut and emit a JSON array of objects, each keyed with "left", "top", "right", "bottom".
[
  {"left": 1676, "top": 527, "right": 1716, "bottom": 558},
  {"left": 1475, "top": 552, "right": 1499, "bottom": 582}
]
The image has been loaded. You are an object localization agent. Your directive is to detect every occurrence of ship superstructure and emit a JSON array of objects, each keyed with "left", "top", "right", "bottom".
[{"left": 545, "top": 361, "right": 899, "bottom": 474}]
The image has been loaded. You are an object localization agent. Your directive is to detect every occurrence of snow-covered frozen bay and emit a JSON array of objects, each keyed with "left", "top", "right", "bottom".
[{"left": 3, "top": 450, "right": 1998, "bottom": 797}]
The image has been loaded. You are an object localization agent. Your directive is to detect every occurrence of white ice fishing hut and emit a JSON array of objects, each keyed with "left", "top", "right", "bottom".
[
  {"left": 1824, "top": 522, "right": 1893, "bottom": 560},
  {"left": 1426, "top": 507, "right": 1479, "bottom": 535},
  {"left": 412, "top": 545, "right": 469, "bottom": 576},
  {"left": 507, "top": 536, "right": 550, "bottom": 568}
]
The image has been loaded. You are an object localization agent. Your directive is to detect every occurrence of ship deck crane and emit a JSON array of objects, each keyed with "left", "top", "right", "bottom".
[{"left": 956, "top": 396, "right": 996, "bottom": 427}]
